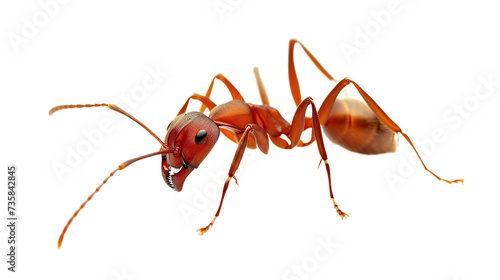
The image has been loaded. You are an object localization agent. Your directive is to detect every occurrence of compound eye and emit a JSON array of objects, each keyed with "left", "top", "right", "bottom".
[{"left": 194, "top": 130, "right": 207, "bottom": 145}]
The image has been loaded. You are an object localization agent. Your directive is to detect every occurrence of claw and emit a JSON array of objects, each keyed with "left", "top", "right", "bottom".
[
  {"left": 337, "top": 209, "right": 349, "bottom": 219},
  {"left": 197, "top": 216, "right": 217, "bottom": 236},
  {"left": 444, "top": 178, "right": 464, "bottom": 185},
  {"left": 333, "top": 200, "right": 348, "bottom": 219},
  {"left": 197, "top": 227, "right": 210, "bottom": 236}
]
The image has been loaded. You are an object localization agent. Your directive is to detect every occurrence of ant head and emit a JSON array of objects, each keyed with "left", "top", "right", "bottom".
[{"left": 161, "top": 112, "right": 220, "bottom": 192}]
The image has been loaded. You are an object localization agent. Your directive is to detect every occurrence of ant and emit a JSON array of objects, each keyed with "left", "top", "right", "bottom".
[{"left": 50, "top": 39, "right": 463, "bottom": 248}]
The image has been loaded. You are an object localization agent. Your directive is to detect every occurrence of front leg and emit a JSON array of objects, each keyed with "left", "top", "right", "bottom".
[{"left": 197, "top": 124, "right": 269, "bottom": 235}]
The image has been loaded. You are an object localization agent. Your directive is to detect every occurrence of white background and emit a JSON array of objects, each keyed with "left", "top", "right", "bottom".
[{"left": 1, "top": 0, "right": 500, "bottom": 279}]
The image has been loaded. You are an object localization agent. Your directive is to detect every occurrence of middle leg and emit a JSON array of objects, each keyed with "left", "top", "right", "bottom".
[{"left": 282, "top": 96, "right": 348, "bottom": 219}]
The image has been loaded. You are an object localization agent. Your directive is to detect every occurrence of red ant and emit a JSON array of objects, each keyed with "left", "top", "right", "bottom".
[{"left": 50, "top": 39, "right": 463, "bottom": 248}]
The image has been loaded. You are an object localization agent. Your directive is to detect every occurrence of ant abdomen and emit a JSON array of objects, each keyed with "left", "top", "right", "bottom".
[{"left": 322, "top": 98, "right": 397, "bottom": 155}]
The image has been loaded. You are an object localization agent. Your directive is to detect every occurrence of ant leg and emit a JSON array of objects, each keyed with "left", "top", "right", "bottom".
[
  {"left": 197, "top": 124, "right": 269, "bottom": 235},
  {"left": 177, "top": 94, "right": 217, "bottom": 115},
  {"left": 288, "top": 39, "right": 337, "bottom": 107},
  {"left": 253, "top": 67, "right": 270, "bottom": 105},
  {"left": 286, "top": 39, "right": 339, "bottom": 146},
  {"left": 277, "top": 97, "right": 348, "bottom": 219},
  {"left": 250, "top": 66, "right": 315, "bottom": 147},
  {"left": 288, "top": 39, "right": 332, "bottom": 141},
  {"left": 319, "top": 78, "right": 464, "bottom": 184},
  {"left": 288, "top": 39, "right": 350, "bottom": 103},
  {"left": 199, "top": 73, "right": 246, "bottom": 113}
]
